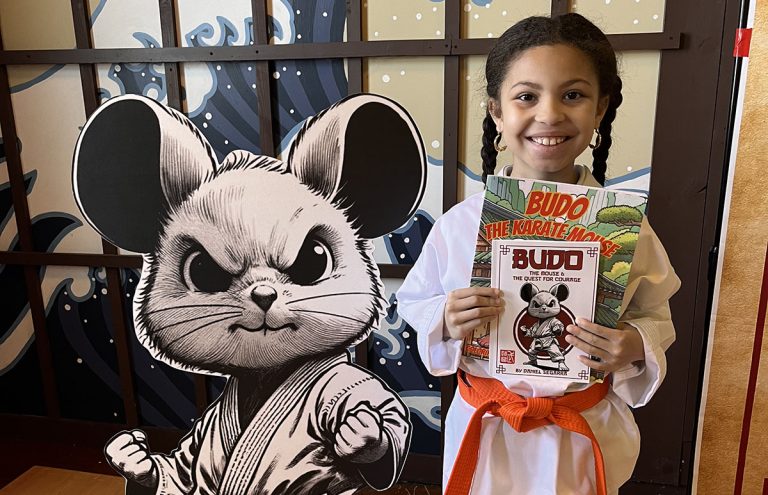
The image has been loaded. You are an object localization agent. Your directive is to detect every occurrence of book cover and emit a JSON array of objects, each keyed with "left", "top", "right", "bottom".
[
  {"left": 463, "top": 175, "right": 649, "bottom": 365},
  {"left": 490, "top": 239, "right": 600, "bottom": 382}
]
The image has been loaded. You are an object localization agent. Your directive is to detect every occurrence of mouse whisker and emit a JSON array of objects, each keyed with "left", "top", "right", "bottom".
[
  {"left": 143, "top": 303, "right": 243, "bottom": 315},
  {"left": 150, "top": 310, "right": 243, "bottom": 334},
  {"left": 286, "top": 292, "right": 372, "bottom": 305},
  {"left": 163, "top": 313, "right": 241, "bottom": 351},
  {"left": 289, "top": 309, "right": 369, "bottom": 325}
]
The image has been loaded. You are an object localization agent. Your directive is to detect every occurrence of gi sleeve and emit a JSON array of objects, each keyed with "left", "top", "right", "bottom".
[
  {"left": 612, "top": 217, "right": 681, "bottom": 408},
  {"left": 395, "top": 216, "right": 464, "bottom": 376}
]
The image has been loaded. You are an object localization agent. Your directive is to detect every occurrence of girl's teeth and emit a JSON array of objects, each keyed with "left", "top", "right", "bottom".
[{"left": 531, "top": 137, "right": 566, "bottom": 146}]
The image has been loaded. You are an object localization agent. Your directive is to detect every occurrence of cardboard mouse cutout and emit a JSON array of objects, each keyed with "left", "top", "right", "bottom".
[{"left": 73, "top": 93, "right": 424, "bottom": 494}]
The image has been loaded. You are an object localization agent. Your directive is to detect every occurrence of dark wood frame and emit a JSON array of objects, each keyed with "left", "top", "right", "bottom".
[{"left": 0, "top": 0, "right": 739, "bottom": 490}]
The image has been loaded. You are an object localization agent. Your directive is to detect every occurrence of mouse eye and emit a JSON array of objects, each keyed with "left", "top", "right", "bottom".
[
  {"left": 532, "top": 301, "right": 541, "bottom": 309},
  {"left": 182, "top": 249, "right": 233, "bottom": 293},
  {"left": 548, "top": 300, "right": 556, "bottom": 307},
  {"left": 286, "top": 236, "right": 334, "bottom": 285}
]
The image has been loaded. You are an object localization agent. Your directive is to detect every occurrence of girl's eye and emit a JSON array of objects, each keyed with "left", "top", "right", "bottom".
[
  {"left": 516, "top": 93, "right": 536, "bottom": 102},
  {"left": 564, "top": 91, "right": 582, "bottom": 101},
  {"left": 285, "top": 236, "right": 334, "bottom": 285},
  {"left": 182, "top": 249, "right": 233, "bottom": 293}
]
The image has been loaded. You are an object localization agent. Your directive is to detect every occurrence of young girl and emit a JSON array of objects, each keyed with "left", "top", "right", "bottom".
[{"left": 396, "top": 13, "right": 681, "bottom": 495}]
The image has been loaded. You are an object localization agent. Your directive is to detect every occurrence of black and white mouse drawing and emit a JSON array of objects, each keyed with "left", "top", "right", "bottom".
[
  {"left": 72, "top": 93, "right": 424, "bottom": 494},
  {"left": 520, "top": 283, "right": 570, "bottom": 372}
]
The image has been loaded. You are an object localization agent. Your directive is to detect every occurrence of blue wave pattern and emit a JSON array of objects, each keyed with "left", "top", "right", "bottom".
[
  {"left": 185, "top": 17, "right": 263, "bottom": 161},
  {"left": 371, "top": 293, "right": 442, "bottom": 455},
  {"left": 272, "top": 0, "right": 348, "bottom": 152},
  {"left": 100, "top": 33, "right": 167, "bottom": 102}
]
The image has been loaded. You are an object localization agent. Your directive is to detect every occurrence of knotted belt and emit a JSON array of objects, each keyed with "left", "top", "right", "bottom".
[{"left": 444, "top": 370, "right": 610, "bottom": 495}]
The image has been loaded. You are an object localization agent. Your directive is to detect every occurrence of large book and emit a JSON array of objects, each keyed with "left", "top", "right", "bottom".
[
  {"left": 490, "top": 239, "right": 600, "bottom": 383},
  {"left": 463, "top": 175, "right": 649, "bottom": 371}
]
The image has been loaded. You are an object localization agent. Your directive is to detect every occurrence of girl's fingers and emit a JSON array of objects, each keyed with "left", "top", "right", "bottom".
[
  {"left": 565, "top": 333, "right": 610, "bottom": 360},
  {"left": 447, "top": 293, "right": 504, "bottom": 314},
  {"left": 447, "top": 306, "right": 503, "bottom": 328},
  {"left": 450, "top": 287, "right": 502, "bottom": 300},
  {"left": 457, "top": 315, "right": 499, "bottom": 335}
]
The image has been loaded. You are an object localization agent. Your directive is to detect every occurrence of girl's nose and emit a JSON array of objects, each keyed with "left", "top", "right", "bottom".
[{"left": 535, "top": 97, "right": 566, "bottom": 125}]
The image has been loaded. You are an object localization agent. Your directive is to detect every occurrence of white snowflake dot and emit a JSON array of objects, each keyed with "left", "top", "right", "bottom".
[
  {"left": 322, "top": 11, "right": 328, "bottom": 17},
  {"left": 109, "top": 339, "right": 114, "bottom": 344},
  {"left": 202, "top": 122, "right": 208, "bottom": 128},
  {"left": 431, "top": 140, "right": 440, "bottom": 149},
  {"left": 605, "top": 0, "right": 610, "bottom": 3},
  {"left": 297, "top": 34, "right": 302, "bottom": 39},
  {"left": 114, "top": 65, "right": 121, "bottom": 72},
  {"left": 382, "top": 74, "right": 391, "bottom": 83},
  {"left": 502, "top": 10, "right": 508, "bottom": 16},
  {"left": 282, "top": 66, "right": 287, "bottom": 71},
  {"left": 432, "top": 6, "right": 437, "bottom": 12},
  {"left": 428, "top": 384, "right": 434, "bottom": 389},
  {"left": 392, "top": 15, "right": 398, "bottom": 21},
  {"left": 485, "top": 3, "right": 490, "bottom": 7},
  {"left": 83, "top": 319, "right": 88, "bottom": 323},
  {"left": 248, "top": 66, "right": 253, "bottom": 71},
  {"left": 76, "top": 358, "right": 83, "bottom": 364},
  {"left": 150, "top": 364, "right": 155, "bottom": 369},
  {"left": 273, "top": 72, "right": 280, "bottom": 79},
  {"left": 480, "top": 101, "right": 486, "bottom": 108},
  {"left": 653, "top": 14, "right": 660, "bottom": 20},
  {"left": 252, "top": 83, "right": 257, "bottom": 88},
  {"left": 126, "top": 293, "right": 130, "bottom": 297},
  {"left": 129, "top": 279, "right": 133, "bottom": 283},
  {"left": 474, "top": 13, "right": 479, "bottom": 19},
  {"left": 416, "top": 13, "right": 422, "bottom": 20},
  {"left": 400, "top": 70, "right": 406, "bottom": 76},
  {"left": 289, "top": 109, "right": 295, "bottom": 114},
  {"left": 152, "top": 77, "right": 156, "bottom": 82},
  {"left": 227, "top": 84, "right": 231, "bottom": 89},
  {"left": 399, "top": 253, "right": 406, "bottom": 259},
  {"left": 191, "top": 35, "right": 196, "bottom": 40},
  {"left": 64, "top": 304, "right": 71, "bottom": 311},
  {"left": 627, "top": 166, "right": 633, "bottom": 171},
  {"left": 141, "top": 72, "right": 145, "bottom": 77},
  {"left": 374, "top": 31, "right": 379, "bottom": 37},
  {"left": 633, "top": 19, "right": 639, "bottom": 24},
  {"left": 296, "top": 70, "right": 302, "bottom": 76},
  {"left": 205, "top": 112, "right": 212, "bottom": 120},
  {"left": 216, "top": 65, "right": 221, "bottom": 71},
  {"left": 296, "top": 9, "right": 301, "bottom": 14},
  {"left": 113, "top": 412, "right": 118, "bottom": 417},
  {"left": 397, "top": 361, "right": 402, "bottom": 366},
  {"left": 488, "top": 32, "right": 494, "bottom": 38},
  {"left": 406, "top": 345, "right": 411, "bottom": 349},
  {"left": 403, "top": 331, "right": 410, "bottom": 338},
  {"left": 101, "top": 288, "right": 107, "bottom": 295},
  {"left": 379, "top": 358, "right": 386, "bottom": 365},
  {"left": 464, "top": 4, "right": 472, "bottom": 12},
  {"left": 436, "top": 30, "right": 442, "bottom": 35},
  {"left": 404, "top": 237, "right": 410, "bottom": 243}
]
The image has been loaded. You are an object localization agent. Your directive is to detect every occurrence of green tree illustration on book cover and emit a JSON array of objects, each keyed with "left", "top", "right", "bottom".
[{"left": 463, "top": 176, "right": 648, "bottom": 362}]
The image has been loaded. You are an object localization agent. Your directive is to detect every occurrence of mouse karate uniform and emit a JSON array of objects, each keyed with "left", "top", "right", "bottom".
[
  {"left": 396, "top": 165, "right": 680, "bottom": 495},
  {"left": 131, "top": 355, "right": 411, "bottom": 495}
]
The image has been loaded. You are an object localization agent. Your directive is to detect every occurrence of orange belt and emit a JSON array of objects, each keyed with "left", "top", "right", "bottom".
[{"left": 444, "top": 370, "right": 610, "bottom": 495}]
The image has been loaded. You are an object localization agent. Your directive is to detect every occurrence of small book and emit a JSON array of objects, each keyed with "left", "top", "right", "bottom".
[{"left": 489, "top": 239, "right": 600, "bottom": 383}]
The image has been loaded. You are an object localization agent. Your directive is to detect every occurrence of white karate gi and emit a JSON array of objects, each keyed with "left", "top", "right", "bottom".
[
  {"left": 396, "top": 165, "right": 681, "bottom": 494},
  {"left": 134, "top": 354, "right": 411, "bottom": 495}
]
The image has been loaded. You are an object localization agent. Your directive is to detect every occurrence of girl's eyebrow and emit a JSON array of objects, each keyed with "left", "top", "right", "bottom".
[{"left": 509, "top": 79, "right": 594, "bottom": 91}]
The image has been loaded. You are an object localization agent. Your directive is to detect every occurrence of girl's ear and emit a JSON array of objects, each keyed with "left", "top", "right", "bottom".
[
  {"left": 595, "top": 95, "right": 610, "bottom": 128},
  {"left": 287, "top": 93, "right": 426, "bottom": 239},
  {"left": 487, "top": 99, "right": 503, "bottom": 132},
  {"left": 73, "top": 95, "right": 217, "bottom": 253}
]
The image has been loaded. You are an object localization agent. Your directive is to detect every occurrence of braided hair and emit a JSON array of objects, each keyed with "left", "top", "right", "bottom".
[{"left": 481, "top": 13, "right": 622, "bottom": 185}]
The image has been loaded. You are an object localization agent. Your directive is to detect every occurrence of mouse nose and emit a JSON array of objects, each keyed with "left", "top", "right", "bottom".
[{"left": 251, "top": 286, "right": 278, "bottom": 311}]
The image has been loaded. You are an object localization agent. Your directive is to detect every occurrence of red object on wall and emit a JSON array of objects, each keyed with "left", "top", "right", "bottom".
[{"left": 734, "top": 28, "right": 753, "bottom": 57}]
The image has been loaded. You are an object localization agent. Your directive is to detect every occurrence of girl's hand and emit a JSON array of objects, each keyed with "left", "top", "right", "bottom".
[
  {"left": 444, "top": 287, "right": 504, "bottom": 341},
  {"left": 565, "top": 318, "right": 645, "bottom": 373}
]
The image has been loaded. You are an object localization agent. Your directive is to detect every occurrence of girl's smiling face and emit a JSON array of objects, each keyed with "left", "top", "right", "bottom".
[{"left": 490, "top": 43, "right": 609, "bottom": 184}]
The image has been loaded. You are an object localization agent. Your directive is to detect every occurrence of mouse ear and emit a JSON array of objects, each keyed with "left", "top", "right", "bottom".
[
  {"left": 287, "top": 93, "right": 426, "bottom": 239},
  {"left": 550, "top": 284, "right": 569, "bottom": 302},
  {"left": 73, "top": 95, "right": 217, "bottom": 253},
  {"left": 521, "top": 283, "right": 538, "bottom": 302}
]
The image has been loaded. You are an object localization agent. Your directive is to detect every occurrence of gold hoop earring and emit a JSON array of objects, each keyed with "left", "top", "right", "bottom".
[
  {"left": 493, "top": 133, "right": 507, "bottom": 152},
  {"left": 589, "top": 129, "right": 602, "bottom": 150}
]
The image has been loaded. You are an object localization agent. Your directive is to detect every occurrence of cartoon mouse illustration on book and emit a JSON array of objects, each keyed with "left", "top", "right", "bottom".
[
  {"left": 72, "top": 93, "right": 423, "bottom": 494},
  {"left": 520, "top": 283, "right": 570, "bottom": 371}
]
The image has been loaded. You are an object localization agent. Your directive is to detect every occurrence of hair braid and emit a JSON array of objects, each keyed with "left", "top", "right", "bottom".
[
  {"left": 591, "top": 77, "right": 623, "bottom": 185},
  {"left": 481, "top": 113, "right": 498, "bottom": 183}
]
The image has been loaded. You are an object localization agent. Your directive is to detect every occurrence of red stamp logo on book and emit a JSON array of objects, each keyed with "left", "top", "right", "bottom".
[{"left": 500, "top": 349, "right": 515, "bottom": 364}]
